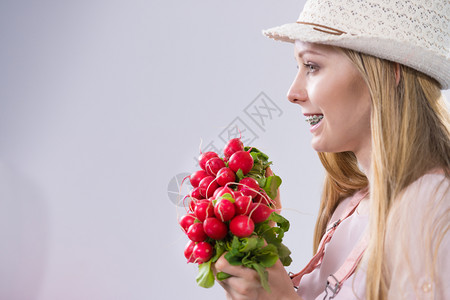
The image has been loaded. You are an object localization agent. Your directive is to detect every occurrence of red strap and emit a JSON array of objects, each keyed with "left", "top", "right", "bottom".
[
  {"left": 291, "top": 221, "right": 338, "bottom": 287},
  {"left": 333, "top": 232, "right": 368, "bottom": 284},
  {"left": 291, "top": 189, "right": 369, "bottom": 288},
  {"left": 324, "top": 231, "right": 368, "bottom": 298}
]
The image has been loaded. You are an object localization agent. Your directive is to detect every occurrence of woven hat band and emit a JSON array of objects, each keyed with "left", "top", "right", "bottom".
[{"left": 296, "top": 22, "right": 347, "bottom": 36}]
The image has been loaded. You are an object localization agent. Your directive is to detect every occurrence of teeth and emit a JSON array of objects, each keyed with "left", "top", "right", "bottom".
[{"left": 305, "top": 115, "right": 323, "bottom": 125}]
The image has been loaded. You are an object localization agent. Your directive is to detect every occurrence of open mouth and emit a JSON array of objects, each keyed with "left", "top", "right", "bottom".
[{"left": 305, "top": 115, "right": 323, "bottom": 126}]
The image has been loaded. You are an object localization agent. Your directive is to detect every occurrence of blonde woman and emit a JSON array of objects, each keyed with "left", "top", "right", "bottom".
[{"left": 213, "top": 0, "right": 449, "bottom": 299}]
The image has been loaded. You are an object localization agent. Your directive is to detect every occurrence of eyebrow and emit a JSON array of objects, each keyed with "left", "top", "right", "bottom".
[{"left": 296, "top": 49, "right": 326, "bottom": 58}]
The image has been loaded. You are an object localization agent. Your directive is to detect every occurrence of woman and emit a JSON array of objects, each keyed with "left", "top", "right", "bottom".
[{"left": 213, "top": 0, "right": 450, "bottom": 299}]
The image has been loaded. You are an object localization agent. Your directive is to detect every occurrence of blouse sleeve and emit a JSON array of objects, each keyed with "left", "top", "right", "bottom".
[{"left": 385, "top": 173, "right": 450, "bottom": 299}]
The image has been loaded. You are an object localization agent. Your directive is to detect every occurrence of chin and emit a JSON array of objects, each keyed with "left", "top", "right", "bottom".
[
  {"left": 310, "top": 138, "right": 327, "bottom": 153},
  {"left": 310, "top": 143, "right": 326, "bottom": 153},
  {"left": 311, "top": 141, "right": 346, "bottom": 154}
]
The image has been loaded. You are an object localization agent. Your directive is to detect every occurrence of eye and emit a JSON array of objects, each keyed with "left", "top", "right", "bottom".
[{"left": 303, "top": 63, "right": 319, "bottom": 74}]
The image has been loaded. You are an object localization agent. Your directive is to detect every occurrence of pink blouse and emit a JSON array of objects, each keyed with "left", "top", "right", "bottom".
[{"left": 296, "top": 173, "right": 450, "bottom": 300}]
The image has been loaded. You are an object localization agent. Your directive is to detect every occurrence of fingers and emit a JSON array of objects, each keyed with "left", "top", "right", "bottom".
[
  {"left": 214, "top": 255, "right": 298, "bottom": 300},
  {"left": 213, "top": 255, "right": 261, "bottom": 300},
  {"left": 214, "top": 254, "right": 258, "bottom": 280},
  {"left": 223, "top": 276, "right": 261, "bottom": 299},
  {"left": 216, "top": 271, "right": 261, "bottom": 300}
]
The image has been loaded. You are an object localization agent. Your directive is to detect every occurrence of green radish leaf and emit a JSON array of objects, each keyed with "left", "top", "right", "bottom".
[
  {"left": 241, "top": 254, "right": 253, "bottom": 266},
  {"left": 256, "top": 176, "right": 267, "bottom": 188},
  {"left": 236, "top": 169, "right": 245, "bottom": 181},
  {"left": 196, "top": 260, "right": 215, "bottom": 288},
  {"left": 229, "top": 235, "right": 241, "bottom": 252},
  {"left": 280, "top": 255, "right": 293, "bottom": 267},
  {"left": 216, "top": 272, "right": 232, "bottom": 281},
  {"left": 256, "top": 252, "right": 279, "bottom": 268},
  {"left": 225, "top": 236, "right": 245, "bottom": 265},
  {"left": 225, "top": 252, "right": 244, "bottom": 266},
  {"left": 263, "top": 175, "right": 282, "bottom": 200},
  {"left": 239, "top": 237, "right": 264, "bottom": 252},
  {"left": 260, "top": 227, "right": 282, "bottom": 245},
  {"left": 216, "top": 193, "right": 235, "bottom": 203},
  {"left": 212, "top": 240, "right": 227, "bottom": 263},
  {"left": 252, "top": 262, "right": 271, "bottom": 292},
  {"left": 249, "top": 151, "right": 260, "bottom": 161},
  {"left": 255, "top": 243, "right": 278, "bottom": 254},
  {"left": 277, "top": 243, "right": 291, "bottom": 258},
  {"left": 244, "top": 147, "right": 274, "bottom": 187},
  {"left": 278, "top": 243, "right": 293, "bottom": 266},
  {"left": 245, "top": 147, "right": 270, "bottom": 162},
  {"left": 254, "top": 221, "right": 272, "bottom": 236},
  {"left": 268, "top": 212, "right": 290, "bottom": 232}
]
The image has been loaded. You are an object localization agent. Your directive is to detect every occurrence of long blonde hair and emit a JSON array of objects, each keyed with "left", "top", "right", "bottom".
[{"left": 312, "top": 50, "right": 450, "bottom": 299}]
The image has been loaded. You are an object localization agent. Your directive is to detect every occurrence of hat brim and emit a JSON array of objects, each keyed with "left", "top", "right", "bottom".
[{"left": 263, "top": 23, "right": 450, "bottom": 90}]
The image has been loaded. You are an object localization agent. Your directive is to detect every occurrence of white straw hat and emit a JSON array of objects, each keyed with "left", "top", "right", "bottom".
[{"left": 263, "top": 0, "right": 450, "bottom": 90}]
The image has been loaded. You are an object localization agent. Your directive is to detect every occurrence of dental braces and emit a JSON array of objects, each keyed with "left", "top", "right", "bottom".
[{"left": 305, "top": 115, "right": 324, "bottom": 125}]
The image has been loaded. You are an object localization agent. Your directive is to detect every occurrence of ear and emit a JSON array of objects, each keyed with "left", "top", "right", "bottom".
[{"left": 394, "top": 62, "right": 401, "bottom": 86}]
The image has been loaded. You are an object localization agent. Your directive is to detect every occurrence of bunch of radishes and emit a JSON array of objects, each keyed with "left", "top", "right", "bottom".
[{"left": 178, "top": 138, "right": 292, "bottom": 291}]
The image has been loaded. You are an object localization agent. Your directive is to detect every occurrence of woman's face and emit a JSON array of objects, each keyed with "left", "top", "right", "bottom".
[{"left": 288, "top": 41, "right": 372, "bottom": 157}]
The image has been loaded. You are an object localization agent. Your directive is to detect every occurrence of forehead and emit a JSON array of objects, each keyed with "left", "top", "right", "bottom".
[{"left": 294, "top": 40, "right": 341, "bottom": 57}]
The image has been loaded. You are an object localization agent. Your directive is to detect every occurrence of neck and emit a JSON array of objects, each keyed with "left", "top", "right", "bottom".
[{"left": 355, "top": 144, "right": 372, "bottom": 185}]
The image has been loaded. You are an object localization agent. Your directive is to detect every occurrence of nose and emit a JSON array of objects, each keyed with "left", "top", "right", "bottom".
[{"left": 287, "top": 71, "right": 308, "bottom": 104}]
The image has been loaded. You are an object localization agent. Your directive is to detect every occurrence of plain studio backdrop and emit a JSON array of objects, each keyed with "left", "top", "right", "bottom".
[{"left": 0, "top": 1, "right": 448, "bottom": 299}]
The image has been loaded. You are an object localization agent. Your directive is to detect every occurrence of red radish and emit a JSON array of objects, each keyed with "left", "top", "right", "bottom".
[
  {"left": 203, "top": 217, "right": 228, "bottom": 240},
  {"left": 190, "top": 187, "right": 203, "bottom": 200},
  {"left": 233, "top": 190, "right": 245, "bottom": 198},
  {"left": 224, "top": 138, "right": 244, "bottom": 160},
  {"left": 194, "top": 200, "right": 214, "bottom": 222},
  {"left": 250, "top": 203, "right": 273, "bottom": 224},
  {"left": 198, "top": 151, "right": 219, "bottom": 171},
  {"left": 234, "top": 195, "right": 253, "bottom": 215},
  {"left": 237, "top": 177, "right": 260, "bottom": 198},
  {"left": 193, "top": 241, "right": 213, "bottom": 264},
  {"left": 205, "top": 157, "right": 226, "bottom": 176},
  {"left": 189, "top": 170, "right": 209, "bottom": 188},
  {"left": 188, "top": 198, "right": 198, "bottom": 213},
  {"left": 215, "top": 167, "right": 236, "bottom": 186},
  {"left": 179, "top": 213, "right": 196, "bottom": 232},
  {"left": 254, "top": 191, "right": 273, "bottom": 207},
  {"left": 198, "top": 176, "right": 219, "bottom": 198},
  {"left": 213, "top": 186, "right": 236, "bottom": 199},
  {"left": 228, "top": 151, "right": 254, "bottom": 175},
  {"left": 214, "top": 199, "right": 236, "bottom": 222},
  {"left": 184, "top": 240, "right": 196, "bottom": 263},
  {"left": 187, "top": 222, "right": 207, "bottom": 242},
  {"left": 229, "top": 215, "right": 255, "bottom": 238}
]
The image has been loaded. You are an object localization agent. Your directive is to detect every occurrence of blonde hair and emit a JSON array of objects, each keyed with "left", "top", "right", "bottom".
[{"left": 312, "top": 50, "right": 450, "bottom": 299}]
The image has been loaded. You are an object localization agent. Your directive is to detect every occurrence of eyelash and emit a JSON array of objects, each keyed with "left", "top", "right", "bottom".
[
  {"left": 302, "top": 63, "right": 318, "bottom": 73},
  {"left": 295, "top": 61, "right": 319, "bottom": 75}
]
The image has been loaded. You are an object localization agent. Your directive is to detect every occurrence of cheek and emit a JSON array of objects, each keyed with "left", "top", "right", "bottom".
[
  {"left": 339, "top": 75, "right": 371, "bottom": 118},
  {"left": 325, "top": 85, "right": 371, "bottom": 129},
  {"left": 352, "top": 84, "right": 372, "bottom": 122}
]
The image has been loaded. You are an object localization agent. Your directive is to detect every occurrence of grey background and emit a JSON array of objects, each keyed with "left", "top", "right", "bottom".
[{"left": 0, "top": 1, "right": 448, "bottom": 299}]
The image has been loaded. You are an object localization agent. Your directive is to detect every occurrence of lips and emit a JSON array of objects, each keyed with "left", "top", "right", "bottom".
[{"left": 305, "top": 114, "right": 323, "bottom": 126}]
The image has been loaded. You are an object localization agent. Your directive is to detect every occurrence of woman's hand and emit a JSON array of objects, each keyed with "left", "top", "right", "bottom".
[{"left": 212, "top": 254, "right": 301, "bottom": 300}]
